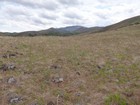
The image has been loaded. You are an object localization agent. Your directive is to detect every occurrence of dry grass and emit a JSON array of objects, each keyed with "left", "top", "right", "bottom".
[{"left": 0, "top": 24, "right": 140, "bottom": 105}]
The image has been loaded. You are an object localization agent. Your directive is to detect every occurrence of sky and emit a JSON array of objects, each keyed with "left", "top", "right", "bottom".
[{"left": 0, "top": 0, "right": 140, "bottom": 32}]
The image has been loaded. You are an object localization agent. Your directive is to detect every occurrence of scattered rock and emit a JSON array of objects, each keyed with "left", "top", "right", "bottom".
[
  {"left": 51, "top": 77, "right": 64, "bottom": 87},
  {"left": 52, "top": 77, "right": 64, "bottom": 83},
  {"left": 29, "top": 101, "right": 39, "bottom": 105},
  {"left": 7, "top": 77, "right": 16, "bottom": 84},
  {"left": 76, "top": 71, "right": 81, "bottom": 76},
  {"left": 97, "top": 62, "right": 105, "bottom": 69},
  {"left": 75, "top": 93, "right": 81, "bottom": 97},
  {"left": 50, "top": 64, "right": 61, "bottom": 70},
  {"left": 10, "top": 97, "right": 20, "bottom": 103},
  {"left": 75, "top": 92, "right": 85, "bottom": 97},
  {"left": 96, "top": 58, "right": 106, "bottom": 69},
  {"left": 7, "top": 93, "right": 22, "bottom": 104},
  {"left": 97, "top": 64, "right": 105, "bottom": 69},
  {"left": 0, "top": 64, "right": 16, "bottom": 71},
  {"left": 2, "top": 54, "right": 16, "bottom": 58},
  {"left": 2, "top": 51, "right": 23, "bottom": 58},
  {"left": 47, "top": 101, "right": 55, "bottom": 105},
  {"left": 123, "top": 92, "right": 133, "bottom": 97}
]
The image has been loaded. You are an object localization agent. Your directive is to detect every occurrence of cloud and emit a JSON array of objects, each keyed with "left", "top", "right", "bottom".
[
  {"left": 58, "top": 0, "right": 80, "bottom": 6},
  {"left": 40, "top": 13, "right": 57, "bottom": 21},
  {"left": 0, "top": 0, "right": 140, "bottom": 32},
  {"left": 1, "top": 0, "right": 59, "bottom": 10},
  {"left": 64, "top": 11, "right": 81, "bottom": 19}
]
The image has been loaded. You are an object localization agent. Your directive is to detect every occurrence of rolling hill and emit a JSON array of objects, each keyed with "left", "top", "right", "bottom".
[
  {"left": 99, "top": 15, "right": 140, "bottom": 32},
  {"left": 0, "top": 26, "right": 103, "bottom": 37},
  {"left": 14, "top": 26, "right": 103, "bottom": 36}
]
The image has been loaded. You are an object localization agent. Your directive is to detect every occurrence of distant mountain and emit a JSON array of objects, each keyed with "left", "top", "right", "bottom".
[
  {"left": 0, "top": 15, "right": 140, "bottom": 36},
  {"left": 3, "top": 26, "right": 102, "bottom": 36},
  {"left": 100, "top": 15, "right": 140, "bottom": 32},
  {"left": 58, "top": 26, "right": 86, "bottom": 32},
  {"left": 10, "top": 26, "right": 87, "bottom": 36}
]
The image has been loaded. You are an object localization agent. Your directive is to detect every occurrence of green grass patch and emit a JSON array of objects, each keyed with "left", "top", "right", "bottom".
[{"left": 105, "top": 93, "right": 128, "bottom": 105}]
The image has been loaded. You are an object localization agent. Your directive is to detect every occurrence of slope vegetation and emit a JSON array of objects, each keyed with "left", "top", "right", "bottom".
[
  {"left": 0, "top": 24, "right": 140, "bottom": 105},
  {"left": 100, "top": 15, "right": 140, "bottom": 32}
]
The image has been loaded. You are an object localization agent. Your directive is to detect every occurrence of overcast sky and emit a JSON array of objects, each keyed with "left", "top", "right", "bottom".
[{"left": 0, "top": 0, "right": 140, "bottom": 32}]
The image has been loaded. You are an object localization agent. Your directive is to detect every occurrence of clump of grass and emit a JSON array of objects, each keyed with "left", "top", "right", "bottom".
[
  {"left": 44, "top": 69, "right": 51, "bottom": 79},
  {"left": 52, "top": 89, "right": 62, "bottom": 97},
  {"left": 38, "top": 97, "right": 45, "bottom": 105},
  {"left": 18, "top": 43, "right": 29, "bottom": 49},
  {"left": 105, "top": 93, "right": 128, "bottom": 105}
]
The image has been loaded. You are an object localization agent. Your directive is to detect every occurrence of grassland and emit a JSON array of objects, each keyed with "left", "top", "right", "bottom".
[{"left": 0, "top": 24, "right": 140, "bottom": 105}]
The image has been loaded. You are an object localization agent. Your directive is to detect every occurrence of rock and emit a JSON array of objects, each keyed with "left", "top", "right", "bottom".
[
  {"left": 75, "top": 92, "right": 85, "bottom": 97},
  {"left": 2, "top": 54, "right": 8, "bottom": 58},
  {"left": 75, "top": 93, "right": 81, "bottom": 97},
  {"left": 28, "top": 100, "right": 39, "bottom": 105},
  {"left": 7, "top": 92, "right": 24, "bottom": 104},
  {"left": 2, "top": 51, "right": 23, "bottom": 58},
  {"left": 52, "top": 77, "right": 63, "bottom": 83},
  {"left": 7, "top": 77, "right": 16, "bottom": 84},
  {"left": 47, "top": 101, "right": 55, "bottom": 105},
  {"left": 50, "top": 64, "right": 61, "bottom": 70},
  {"left": 29, "top": 102, "right": 39, "bottom": 105},
  {"left": 123, "top": 91, "right": 133, "bottom": 97},
  {"left": 59, "top": 78, "right": 64, "bottom": 82},
  {"left": 9, "top": 53, "right": 16, "bottom": 57},
  {"left": 76, "top": 72, "right": 81, "bottom": 76},
  {"left": 96, "top": 59, "right": 106, "bottom": 69},
  {"left": 10, "top": 97, "right": 20, "bottom": 103},
  {"left": 2, "top": 53, "right": 16, "bottom": 59},
  {"left": 8, "top": 64, "right": 16, "bottom": 70},
  {"left": 31, "top": 103, "right": 38, "bottom": 105},
  {"left": 0, "top": 64, "right": 16, "bottom": 71},
  {"left": 8, "top": 94, "right": 22, "bottom": 104}
]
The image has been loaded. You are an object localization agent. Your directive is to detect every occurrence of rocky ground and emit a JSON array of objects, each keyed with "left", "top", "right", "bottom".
[{"left": 0, "top": 25, "right": 140, "bottom": 105}]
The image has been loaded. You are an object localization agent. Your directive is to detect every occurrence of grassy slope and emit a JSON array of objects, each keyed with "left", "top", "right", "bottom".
[
  {"left": 0, "top": 24, "right": 140, "bottom": 105},
  {"left": 100, "top": 15, "right": 140, "bottom": 32}
]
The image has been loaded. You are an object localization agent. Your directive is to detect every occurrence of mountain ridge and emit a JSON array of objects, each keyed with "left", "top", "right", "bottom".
[{"left": 0, "top": 15, "right": 140, "bottom": 36}]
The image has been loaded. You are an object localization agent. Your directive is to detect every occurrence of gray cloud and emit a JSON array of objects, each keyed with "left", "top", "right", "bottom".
[
  {"left": 95, "top": 13, "right": 108, "bottom": 20},
  {"left": 62, "top": 17, "right": 84, "bottom": 25},
  {"left": 58, "top": 0, "right": 80, "bottom": 6},
  {"left": 1, "top": 0, "right": 59, "bottom": 11},
  {"left": 4, "top": 7, "right": 29, "bottom": 17},
  {"left": 40, "top": 13, "right": 57, "bottom": 21},
  {"left": 64, "top": 12, "right": 81, "bottom": 19},
  {"left": 31, "top": 18, "right": 46, "bottom": 25}
]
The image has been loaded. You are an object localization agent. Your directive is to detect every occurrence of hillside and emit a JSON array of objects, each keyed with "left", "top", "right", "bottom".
[
  {"left": 0, "top": 23, "right": 140, "bottom": 105},
  {"left": 100, "top": 15, "right": 140, "bottom": 32}
]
